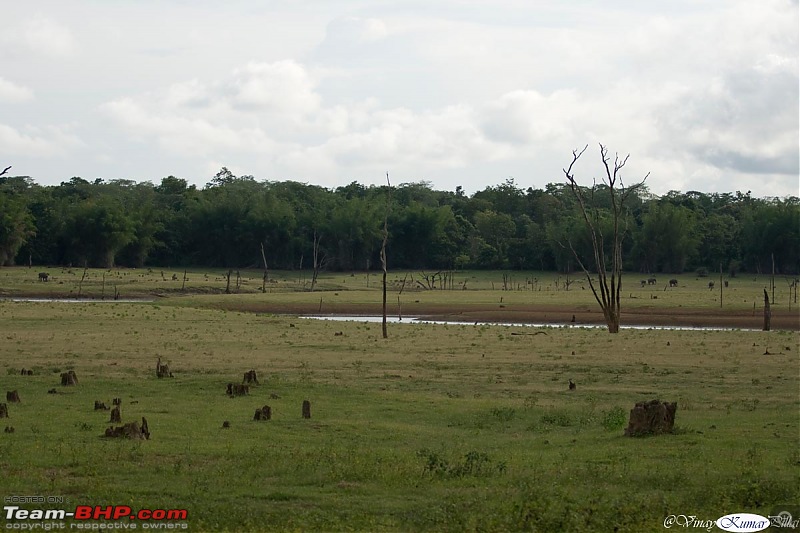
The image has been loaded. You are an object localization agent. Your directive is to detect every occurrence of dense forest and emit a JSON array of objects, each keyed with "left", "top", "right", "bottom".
[{"left": 1, "top": 167, "right": 798, "bottom": 275}]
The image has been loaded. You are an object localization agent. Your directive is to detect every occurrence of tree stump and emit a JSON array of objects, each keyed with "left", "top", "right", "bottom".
[
  {"left": 110, "top": 407, "right": 122, "bottom": 423},
  {"left": 156, "top": 357, "right": 173, "bottom": 378},
  {"left": 624, "top": 399, "right": 677, "bottom": 437},
  {"left": 0, "top": 404, "right": 8, "bottom": 418},
  {"left": 61, "top": 371, "right": 78, "bottom": 386},
  {"left": 3, "top": 426, "right": 14, "bottom": 433},
  {"left": 104, "top": 418, "right": 149, "bottom": 440},
  {"left": 112, "top": 398, "right": 121, "bottom": 406},
  {"left": 6, "top": 391, "right": 20, "bottom": 403},
  {"left": 222, "top": 421, "right": 230, "bottom": 429},
  {"left": 20, "top": 369, "right": 34, "bottom": 376},
  {"left": 253, "top": 405, "right": 272, "bottom": 421},
  {"left": 226, "top": 383, "right": 249, "bottom": 397},
  {"left": 302, "top": 400, "right": 311, "bottom": 419},
  {"left": 243, "top": 370, "right": 259, "bottom": 385},
  {"left": 94, "top": 400, "right": 109, "bottom": 411}
]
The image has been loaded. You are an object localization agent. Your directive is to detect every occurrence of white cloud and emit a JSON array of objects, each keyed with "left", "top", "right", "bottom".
[
  {"left": 0, "top": 123, "right": 82, "bottom": 157},
  {"left": 0, "top": 78, "right": 34, "bottom": 103},
  {"left": 3, "top": 0, "right": 792, "bottom": 196},
  {"left": 21, "top": 15, "right": 76, "bottom": 57}
]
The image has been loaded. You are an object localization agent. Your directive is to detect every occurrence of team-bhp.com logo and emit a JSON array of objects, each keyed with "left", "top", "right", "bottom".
[{"left": 5, "top": 505, "right": 188, "bottom": 527}]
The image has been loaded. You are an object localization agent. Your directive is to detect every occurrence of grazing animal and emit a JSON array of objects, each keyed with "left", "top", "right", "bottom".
[
  {"left": 647, "top": 277, "right": 657, "bottom": 285},
  {"left": 568, "top": 379, "right": 576, "bottom": 391},
  {"left": 724, "top": 280, "right": 728, "bottom": 287},
  {"left": 38, "top": 272, "right": 49, "bottom": 282},
  {"left": 669, "top": 279, "right": 678, "bottom": 287},
  {"left": 708, "top": 281, "right": 715, "bottom": 290},
  {"left": 640, "top": 280, "right": 647, "bottom": 287}
]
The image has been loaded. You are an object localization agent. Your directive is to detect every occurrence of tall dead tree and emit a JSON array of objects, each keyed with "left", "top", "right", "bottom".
[
  {"left": 562, "top": 144, "right": 648, "bottom": 333},
  {"left": 260, "top": 242, "right": 269, "bottom": 293},
  {"left": 381, "top": 172, "right": 392, "bottom": 339},
  {"left": 310, "top": 230, "right": 322, "bottom": 292}
]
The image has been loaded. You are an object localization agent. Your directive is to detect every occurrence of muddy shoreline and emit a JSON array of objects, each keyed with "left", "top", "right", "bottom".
[
  {"left": 3, "top": 287, "right": 797, "bottom": 330},
  {"left": 207, "top": 301, "right": 800, "bottom": 331}
]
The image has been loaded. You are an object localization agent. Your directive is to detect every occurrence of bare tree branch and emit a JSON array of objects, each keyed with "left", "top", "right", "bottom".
[{"left": 562, "top": 144, "right": 648, "bottom": 333}]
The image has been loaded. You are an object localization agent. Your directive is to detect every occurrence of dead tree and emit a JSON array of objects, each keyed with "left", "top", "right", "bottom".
[
  {"left": 260, "top": 242, "right": 269, "bottom": 293},
  {"left": 310, "top": 230, "right": 323, "bottom": 292},
  {"left": 77, "top": 264, "right": 88, "bottom": 298},
  {"left": 0, "top": 166, "right": 10, "bottom": 177},
  {"left": 562, "top": 144, "right": 648, "bottom": 333},
  {"left": 381, "top": 172, "right": 392, "bottom": 339}
]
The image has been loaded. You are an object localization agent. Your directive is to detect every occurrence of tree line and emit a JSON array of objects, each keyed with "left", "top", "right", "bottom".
[{"left": 0, "top": 167, "right": 798, "bottom": 275}]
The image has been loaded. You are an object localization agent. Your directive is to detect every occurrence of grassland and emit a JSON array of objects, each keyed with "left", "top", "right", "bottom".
[{"left": 0, "top": 267, "right": 798, "bottom": 531}]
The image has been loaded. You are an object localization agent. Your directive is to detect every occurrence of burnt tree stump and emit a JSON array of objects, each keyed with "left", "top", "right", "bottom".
[
  {"left": 253, "top": 405, "right": 272, "bottom": 421},
  {"left": 110, "top": 407, "right": 122, "bottom": 423},
  {"left": 6, "top": 391, "right": 20, "bottom": 403},
  {"left": 61, "top": 371, "right": 78, "bottom": 386},
  {"left": 104, "top": 418, "right": 150, "bottom": 440},
  {"left": 302, "top": 400, "right": 311, "bottom": 419},
  {"left": 156, "top": 357, "right": 173, "bottom": 378},
  {"left": 624, "top": 399, "right": 677, "bottom": 437},
  {"left": 112, "top": 398, "right": 121, "bottom": 406},
  {"left": 0, "top": 404, "right": 8, "bottom": 418},
  {"left": 94, "top": 401, "right": 109, "bottom": 411},
  {"left": 226, "top": 383, "right": 249, "bottom": 397},
  {"left": 243, "top": 370, "right": 259, "bottom": 385}
]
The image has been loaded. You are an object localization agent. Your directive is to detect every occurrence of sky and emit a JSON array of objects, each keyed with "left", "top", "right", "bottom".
[{"left": 2, "top": 0, "right": 798, "bottom": 197}]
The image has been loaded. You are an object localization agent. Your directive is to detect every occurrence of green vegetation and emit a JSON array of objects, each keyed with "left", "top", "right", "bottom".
[
  {"left": 0, "top": 293, "right": 797, "bottom": 531},
  {"left": 1, "top": 172, "right": 798, "bottom": 275}
]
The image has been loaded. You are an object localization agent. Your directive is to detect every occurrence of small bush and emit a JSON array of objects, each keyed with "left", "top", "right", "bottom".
[
  {"left": 601, "top": 407, "right": 627, "bottom": 431},
  {"left": 490, "top": 407, "right": 516, "bottom": 422},
  {"left": 540, "top": 412, "right": 573, "bottom": 427}
]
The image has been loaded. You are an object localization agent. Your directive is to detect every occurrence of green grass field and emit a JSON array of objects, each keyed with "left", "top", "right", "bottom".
[{"left": 0, "top": 268, "right": 798, "bottom": 531}]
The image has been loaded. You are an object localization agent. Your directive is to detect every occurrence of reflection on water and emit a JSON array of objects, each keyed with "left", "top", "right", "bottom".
[{"left": 299, "top": 315, "right": 757, "bottom": 331}]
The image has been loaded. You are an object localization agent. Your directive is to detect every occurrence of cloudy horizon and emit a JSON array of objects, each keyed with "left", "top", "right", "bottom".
[{"left": 2, "top": 0, "right": 798, "bottom": 197}]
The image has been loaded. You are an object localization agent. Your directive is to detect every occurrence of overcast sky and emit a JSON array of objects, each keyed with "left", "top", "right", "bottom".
[{"left": 2, "top": 1, "right": 798, "bottom": 197}]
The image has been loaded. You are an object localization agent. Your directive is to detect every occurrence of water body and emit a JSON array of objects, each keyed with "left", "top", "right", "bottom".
[
  {"left": 3, "top": 297, "right": 154, "bottom": 303},
  {"left": 299, "top": 314, "right": 759, "bottom": 332}
]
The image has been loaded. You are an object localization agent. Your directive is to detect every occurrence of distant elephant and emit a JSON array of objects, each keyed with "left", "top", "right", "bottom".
[
  {"left": 647, "top": 277, "right": 657, "bottom": 285},
  {"left": 669, "top": 279, "right": 678, "bottom": 287},
  {"left": 38, "top": 272, "right": 49, "bottom": 282}
]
